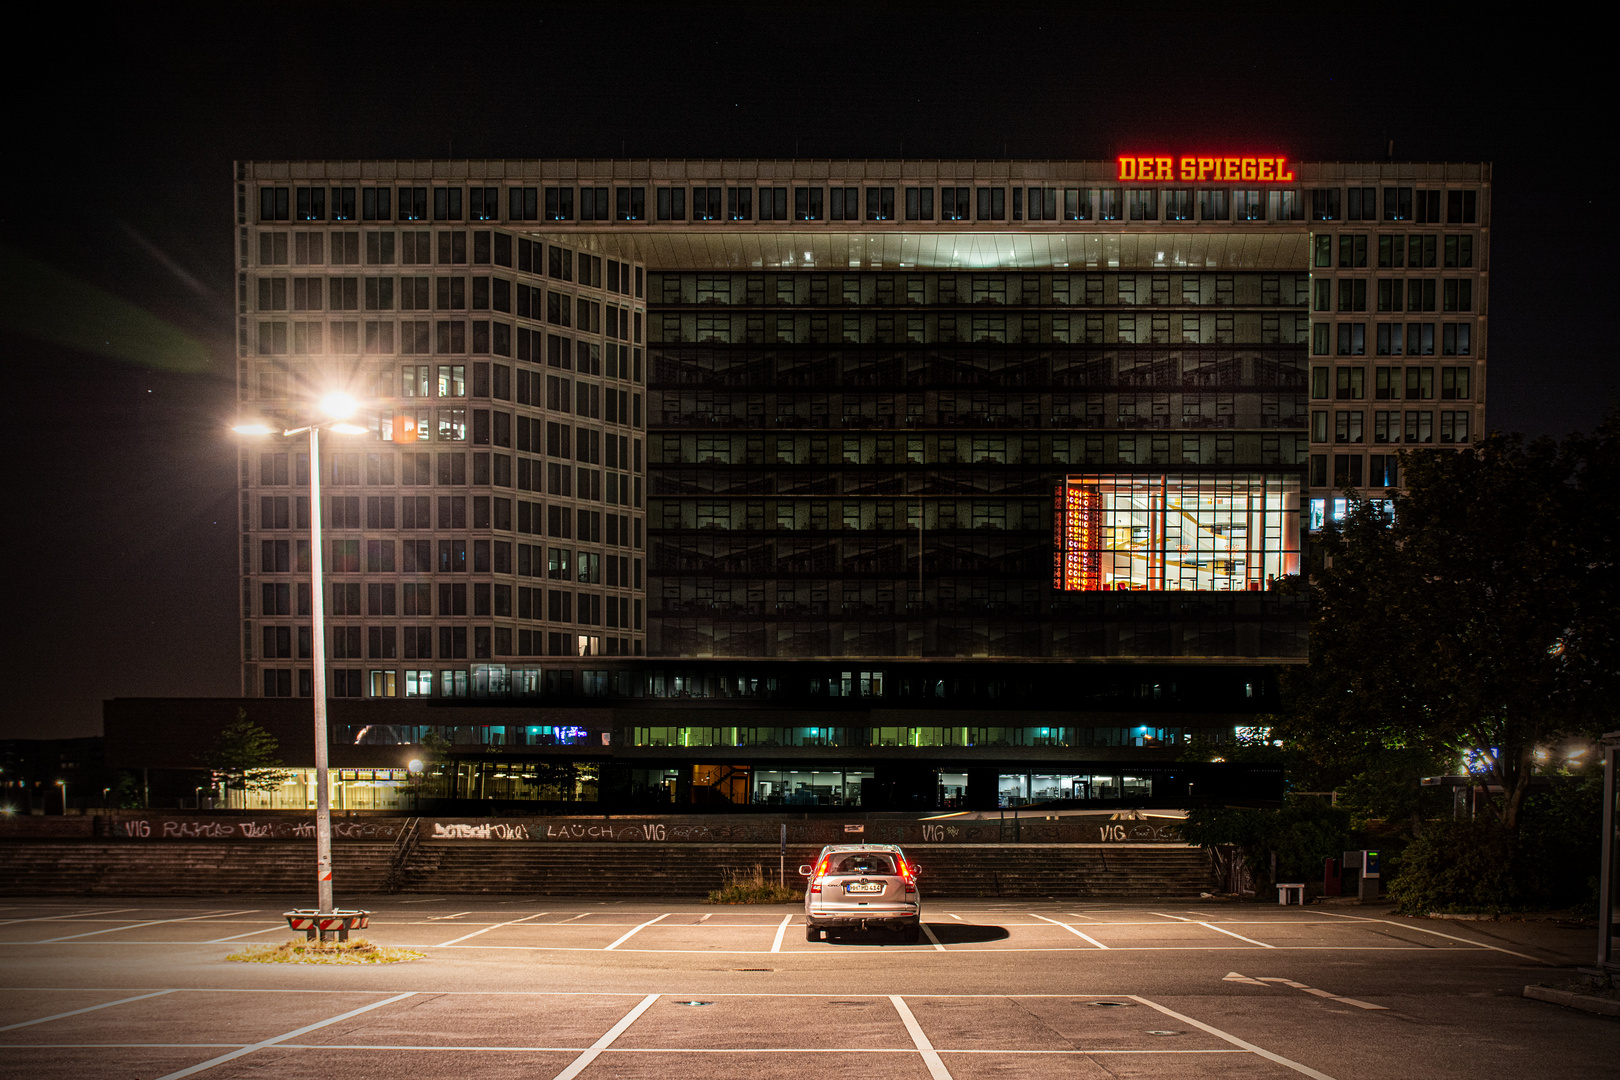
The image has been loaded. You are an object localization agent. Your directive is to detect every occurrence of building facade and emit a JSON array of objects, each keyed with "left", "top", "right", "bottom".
[{"left": 212, "top": 157, "right": 1488, "bottom": 810}]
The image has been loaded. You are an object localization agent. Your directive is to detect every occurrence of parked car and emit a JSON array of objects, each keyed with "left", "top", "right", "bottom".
[{"left": 799, "top": 844, "right": 922, "bottom": 943}]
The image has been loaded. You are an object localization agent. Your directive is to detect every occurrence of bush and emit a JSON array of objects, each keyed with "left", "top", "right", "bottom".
[
  {"left": 1390, "top": 776, "right": 1605, "bottom": 915},
  {"left": 1386, "top": 820, "right": 1524, "bottom": 914},
  {"left": 706, "top": 864, "right": 800, "bottom": 905}
]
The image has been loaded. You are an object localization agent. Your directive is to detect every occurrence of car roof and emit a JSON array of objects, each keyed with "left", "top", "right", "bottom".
[{"left": 818, "top": 844, "right": 904, "bottom": 854}]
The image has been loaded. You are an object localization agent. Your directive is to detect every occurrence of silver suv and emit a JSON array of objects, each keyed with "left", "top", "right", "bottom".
[{"left": 799, "top": 844, "right": 922, "bottom": 943}]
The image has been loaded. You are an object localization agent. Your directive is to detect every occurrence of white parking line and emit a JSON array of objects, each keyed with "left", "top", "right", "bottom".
[
  {"left": 921, "top": 923, "right": 947, "bottom": 951},
  {"left": 949, "top": 913, "right": 963, "bottom": 921},
  {"left": 436, "top": 912, "right": 550, "bottom": 947},
  {"left": 1152, "top": 912, "right": 1192, "bottom": 921},
  {"left": 770, "top": 915, "right": 791, "bottom": 952},
  {"left": 0, "top": 908, "right": 140, "bottom": 927},
  {"left": 891, "top": 995, "right": 953, "bottom": 1080},
  {"left": 603, "top": 913, "right": 669, "bottom": 950},
  {"left": 1313, "top": 911, "right": 1546, "bottom": 963},
  {"left": 1257, "top": 977, "right": 1388, "bottom": 1011},
  {"left": 152, "top": 992, "right": 417, "bottom": 1080},
  {"left": 549, "top": 993, "right": 659, "bottom": 1080},
  {"left": 1029, "top": 914, "right": 1108, "bottom": 949},
  {"left": 0, "top": 989, "right": 177, "bottom": 1032},
  {"left": 37, "top": 910, "right": 259, "bottom": 943},
  {"left": 1200, "top": 921, "right": 1275, "bottom": 948},
  {"left": 205, "top": 926, "right": 288, "bottom": 944},
  {"left": 396, "top": 897, "right": 448, "bottom": 904},
  {"left": 1132, "top": 995, "right": 1339, "bottom": 1079}
]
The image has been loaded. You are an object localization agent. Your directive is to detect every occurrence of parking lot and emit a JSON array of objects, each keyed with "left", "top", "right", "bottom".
[{"left": 0, "top": 897, "right": 1610, "bottom": 1079}]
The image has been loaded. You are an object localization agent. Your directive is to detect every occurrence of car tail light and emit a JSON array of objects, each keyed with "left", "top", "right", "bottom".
[
  {"left": 810, "top": 857, "right": 829, "bottom": 893},
  {"left": 810, "top": 878, "right": 823, "bottom": 893},
  {"left": 904, "top": 876, "right": 917, "bottom": 894}
]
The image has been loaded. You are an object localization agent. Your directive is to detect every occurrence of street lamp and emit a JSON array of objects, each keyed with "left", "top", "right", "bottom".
[
  {"left": 55, "top": 779, "right": 67, "bottom": 816},
  {"left": 234, "top": 391, "right": 368, "bottom": 914}
]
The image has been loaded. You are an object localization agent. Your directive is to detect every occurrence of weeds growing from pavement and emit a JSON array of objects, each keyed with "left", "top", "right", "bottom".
[
  {"left": 706, "top": 864, "right": 799, "bottom": 904},
  {"left": 226, "top": 938, "right": 424, "bottom": 964}
]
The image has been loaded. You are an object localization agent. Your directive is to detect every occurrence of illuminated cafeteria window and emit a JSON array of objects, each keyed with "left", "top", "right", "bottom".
[{"left": 1054, "top": 473, "right": 1300, "bottom": 592}]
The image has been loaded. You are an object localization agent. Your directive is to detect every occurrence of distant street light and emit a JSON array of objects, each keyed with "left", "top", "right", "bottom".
[
  {"left": 234, "top": 390, "right": 368, "bottom": 915},
  {"left": 55, "top": 779, "right": 67, "bottom": 815}
]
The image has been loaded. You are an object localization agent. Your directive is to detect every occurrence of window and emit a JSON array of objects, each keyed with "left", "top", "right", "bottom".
[
  {"left": 330, "top": 187, "right": 356, "bottom": 221},
  {"left": 1337, "top": 234, "right": 1368, "bottom": 268},
  {"left": 1374, "top": 410, "right": 1400, "bottom": 443},
  {"left": 1447, "top": 190, "right": 1478, "bottom": 224},
  {"left": 509, "top": 186, "right": 539, "bottom": 221},
  {"left": 1337, "top": 279, "right": 1367, "bottom": 312},
  {"left": 1311, "top": 367, "right": 1329, "bottom": 399},
  {"left": 545, "top": 187, "right": 575, "bottom": 221},
  {"left": 1407, "top": 323, "right": 1435, "bottom": 356},
  {"left": 1441, "top": 324, "right": 1471, "bottom": 356},
  {"left": 361, "top": 187, "right": 391, "bottom": 221},
  {"left": 1312, "top": 235, "right": 1331, "bottom": 268},
  {"left": 398, "top": 187, "right": 428, "bottom": 221},
  {"left": 756, "top": 186, "right": 787, "bottom": 221},
  {"left": 1377, "top": 279, "right": 1403, "bottom": 313},
  {"left": 865, "top": 186, "right": 895, "bottom": 221},
  {"left": 940, "top": 186, "right": 970, "bottom": 221},
  {"left": 260, "top": 186, "right": 290, "bottom": 221},
  {"left": 1335, "top": 367, "right": 1365, "bottom": 400},
  {"left": 1442, "top": 279, "right": 1473, "bottom": 312},
  {"left": 1333, "top": 454, "right": 1363, "bottom": 486},
  {"left": 1444, "top": 234, "right": 1474, "bottom": 268},
  {"left": 1026, "top": 187, "right": 1058, "bottom": 220},
  {"left": 1310, "top": 188, "right": 1340, "bottom": 221},
  {"left": 725, "top": 186, "right": 752, "bottom": 221},
  {"left": 793, "top": 187, "right": 822, "bottom": 221},
  {"left": 1065, "top": 188, "right": 1093, "bottom": 221},
  {"left": 1440, "top": 410, "right": 1471, "bottom": 443},
  {"left": 1163, "top": 189, "right": 1192, "bottom": 221},
  {"left": 1383, "top": 187, "right": 1412, "bottom": 222},
  {"left": 1441, "top": 365, "right": 1471, "bottom": 399},
  {"left": 691, "top": 186, "right": 722, "bottom": 221},
  {"left": 1334, "top": 410, "right": 1364, "bottom": 444},
  {"left": 1345, "top": 187, "right": 1376, "bottom": 221},
  {"left": 1405, "top": 366, "right": 1435, "bottom": 399},
  {"left": 433, "top": 186, "right": 462, "bottom": 221},
  {"left": 1053, "top": 474, "right": 1300, "bottom": 591},
  {"left": 1414, "top": 190, "right": 1442, "bottom": 224},
  {"left": 579, "top": 186, "right": 610, "bottom": 221},
  {"left": 1378, "top": 235, "right": 1405, "bottom": 269},
  {"left": 616, "top": 186, "right": 646, "bottom": 221},
  {"left": 977, "top": 187, "right": 1006, "bottom": 220},
  {"left": 656, "top": 186, "right": 686, "bottom": 221},
  {"left": 1126, "top": 189, "right": 1157, "bottom": 221},
  {"left": 1375, "top": 366, "right": 1401, "bottom": 399},
  {"left": 1336, "top": 322, "right": 1365, "bottom": 356},
  {"left": 1406, "top": 410, "right": 1434, "bottom": 444},
  {"left": 829, "top": 186, "right": 858, "bottom": 221},
  {"left": 1198, "top": 189, "right": 1228, "bottom": 221},
  {"left": 1233, "top": 190, "right": 1262, "bottom": 220}
]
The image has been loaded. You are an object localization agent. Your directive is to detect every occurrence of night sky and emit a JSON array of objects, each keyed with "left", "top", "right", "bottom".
[{"left": 2, "top": 7, "right": 1609, "bottom": 738}]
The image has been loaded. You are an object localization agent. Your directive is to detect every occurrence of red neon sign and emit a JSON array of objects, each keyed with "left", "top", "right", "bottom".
[{"left": 1117, "top": 156, "right": 1295, "bottom": 183}]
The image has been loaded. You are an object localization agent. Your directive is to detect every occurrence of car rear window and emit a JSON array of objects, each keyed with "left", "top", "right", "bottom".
[{"left": 830, "top": 853, "right": 895, "bottom": 875}]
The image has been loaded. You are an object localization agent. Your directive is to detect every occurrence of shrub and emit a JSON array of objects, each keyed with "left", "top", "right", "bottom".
[
  {"left": 706, "top": 864, "right": 800, "bottom": 904},
  {"left": 1386, "top": 820, "right": 1524, "bottom": 914}
]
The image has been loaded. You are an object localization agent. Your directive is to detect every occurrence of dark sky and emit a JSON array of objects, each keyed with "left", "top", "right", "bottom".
[{"left": 2, "top": 7, "right": 1610, "bottom": 738}]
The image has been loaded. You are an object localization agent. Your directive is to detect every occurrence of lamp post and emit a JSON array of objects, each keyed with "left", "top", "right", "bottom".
[
  {"left": 235, "top": 393, "right": 367, "bottom": 914},
  {"left": 55, "top": 779, "right": 67, "bottom": 816}
]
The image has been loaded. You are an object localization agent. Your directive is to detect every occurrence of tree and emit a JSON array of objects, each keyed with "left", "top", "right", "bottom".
[
  {"left": 1280, "top": 424, "right": 1619, "bottom": 836},
  {"left": 205, "top": 709, "right": 295, "bottom": 793}
]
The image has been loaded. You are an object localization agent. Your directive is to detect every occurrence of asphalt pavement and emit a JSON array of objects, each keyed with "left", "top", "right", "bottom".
[{"left": 0, "top": 895, "right": 1611, "bottom": 1079}]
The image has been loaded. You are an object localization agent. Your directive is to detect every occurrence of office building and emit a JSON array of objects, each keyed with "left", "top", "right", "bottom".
[{"left": 136, "top": 157, "right": 1489, "bottom": 810}]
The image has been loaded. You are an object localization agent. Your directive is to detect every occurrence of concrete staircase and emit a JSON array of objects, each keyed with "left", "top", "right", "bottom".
[
  {"left": 0, "top": 842, "right": 395, "bottom": 896},
  {"left": 400, "top": 842, "right": 1213, "bottom": 899},
  {"left": 0, "top": 841, "right": 1212, "bottom": 899}
]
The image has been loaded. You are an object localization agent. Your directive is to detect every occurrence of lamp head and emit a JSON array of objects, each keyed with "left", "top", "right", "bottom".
[
  {"left": 328, "top": 421, "right": 369, "bottom": 436},
  {"left": 408, "top": 759, "right": 424, "bottom": 774},
  {"left": 318, "top": 392, "right": 359, "bottom": 420},
  {"left": 232, "top": 421, "right": 278, "bottom": 436}
]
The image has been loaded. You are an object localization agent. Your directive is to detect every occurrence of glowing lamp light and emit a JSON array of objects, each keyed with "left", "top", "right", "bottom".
[
  {"left": 232, "top": 421, "right": 278, "bottom": 435},
  {"left": 328, "top": 422, "right": 369, "bottom": 435},
  {"left": 408, "top": 759, "right": 424, "bottom": 774},
  {"left": 318, "top": 392, "right": 359, "bottom": 419}
]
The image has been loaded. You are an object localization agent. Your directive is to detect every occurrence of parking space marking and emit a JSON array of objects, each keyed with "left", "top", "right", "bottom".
[
  {"left": 1153, "top": 912, "right": 1193, "bottom": 921},
  {"left": 921, "top": 923, "right": 947, "bottom": 951},
  {"left": 36, "top": 910, "right": 259, "bottom": 943},
  {"left": 549, "top": 993, "right": 659, "bottom": 1080},
  {"left": 396, "top": 897, "right": 448, "bottom": 904},
  {"left": 0, "top": 989, "right": 178, "bottom": 1032},
  {"left": 1131, "top": 995, "right": 1339, "bottom": 1080},
  {"left": 1314, "top": 911, "right": 1546, "bottom": 963},
  {"left": 1029, "top": 913, "right": 1108, "bottom": 948},
  {"left": 770, "top": 915, "right": 791, "bottom": 952},
  {"left": 1199, "top": 921, "right": 1276, "bottom": 947},
  {"left": 698, "top": 913, "right": 712, "bottom": 922},
  {"left": 0, "top": 908, "right": 139, "bottom": 927},
  {"left": 603, "top": 913, "right": 669, "bottom": 950},
  {"left": 427, "top": 911, "right": 474, "bottom": 921},
  {"left": 205, "top": 925, "right": 288, "bottom": 944},
  {"left": 948, "top": 913, "right": 962, "bottom": 920},
  {"left": 1256, "top": 976, "right": 1388, "bottom": 1011},
  {"left": 890, "top": 995, "right": 954, "bottom": 1080},
  {"left": 152, "top": 992, "right": 417, "bottom": 1080},
  {"left": 435, "top": 911, "right": 550, "bottom": 947}
]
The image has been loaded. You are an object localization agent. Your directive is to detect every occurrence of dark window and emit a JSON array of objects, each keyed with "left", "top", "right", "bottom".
[
  {"left": 656, "top": 187, "right": 685, "bottom": 221},
  {"left": 976, "top": 187, "right": 1006, "bottom": 220},
  {"left": 794, "top": 187, "right": 823, "bottom": 221},
  {"left": 941, "top": 187, "right": 970, "bottom": 221},
  {"left": 905, "top": 187, "right": 935, "bottom": 221},
  {"left": 545, "top": 187, "right": 575, "bottom": 221},
  {"left": 260, "top": 187, "right": 290, "bottom": 221},
  {"left": 865, "top": 187, "right": 895, "bottom": 221},
  {"left": 616, "top": 186, "right": 646, "bottom": 221},
  {"left": 1446, "top": 189, "right": 1478, "bottom": 224}
]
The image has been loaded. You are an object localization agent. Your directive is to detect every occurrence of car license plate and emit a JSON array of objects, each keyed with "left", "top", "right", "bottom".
[{"left": 846, "top": 882, "right": 883, "bottom": 893}]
